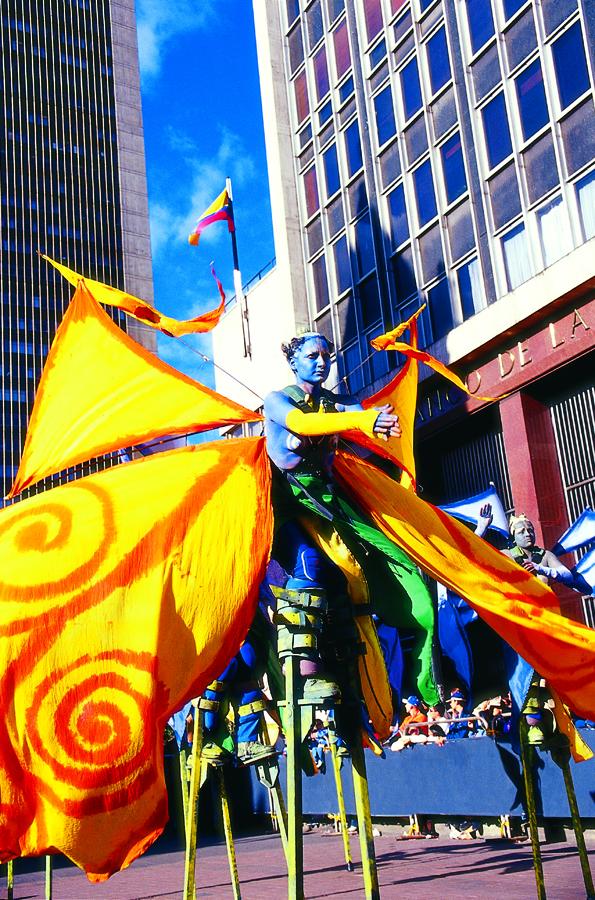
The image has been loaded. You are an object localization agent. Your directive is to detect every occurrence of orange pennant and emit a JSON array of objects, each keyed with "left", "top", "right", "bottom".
[
  {"left": 43, "top": 254, "right": 225, "bottom": 337},
  {"left": 8, "top": 283, "right": 260, "bottom": 497}
]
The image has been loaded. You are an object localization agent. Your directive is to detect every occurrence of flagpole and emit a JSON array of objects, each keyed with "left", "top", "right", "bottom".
[{"left": 226, "top": 177, "right": 252, "bottom": 359}]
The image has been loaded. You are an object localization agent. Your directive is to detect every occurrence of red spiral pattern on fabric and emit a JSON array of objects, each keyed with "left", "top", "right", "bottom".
[
  {"left": 0, "top": 482, "right": 115, "bottom": 603},
  {"left": 26, "top": 650, "right": 157, "bottom": 814}
]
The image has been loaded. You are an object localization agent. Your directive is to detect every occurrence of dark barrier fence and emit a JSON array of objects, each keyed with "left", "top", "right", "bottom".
[{"left": 246, "top": 731, "right": 595, "bottom": 820}]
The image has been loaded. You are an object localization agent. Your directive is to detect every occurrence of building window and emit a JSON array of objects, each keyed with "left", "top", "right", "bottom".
[
  {"left": 288, "top": 23, "right": 304, "bottom": 75},
  {"left": 457, "top": 257, "right": 485, "bottom": 319},
  {"left": 339, "top": 75, "right": 354, "bottom": 103},
  {"left": 286, "top": 0, "right": 300, "bottom": 26},
  {"left": 551, "top": 22, "right": 590, "bottom": 112},
  {"left": 388, "top": 183, "right": 409, "bottom": 248},
  {"left": 313, "top": 46, "right": 330, "bottom": 101},
  {"left": 503, "top": 0, "right": 527, "bottom": 20},
  {"left": 426, "top": 26, "right": 451, "bottom": 95},
  {"left": 502, "top": 222, "right": 532, "bottom": 290},
  {"left": 576, "top": 170, "right": 595, "bottom": 240},
  {"left": 306, "top": 0, "right": 324, "bottom": 50},
  {"left": 400, "top": 58, "right": 423, "bottom": 120},
  {"left": 303, "top": 167, "right": 320, "bottom": 217},
  {"left": 363, "top": 0, "right": 383, "bottom": 44},
  {"left": 312, "top": 255, "right": 330, "bottom": 311},
  {"left": 344, "top": 121, "right": 363, "bottom": 176},
  {"left": 441, "top": 132, "right": 467, "bottom": 203},
  {"left": 482, "top": 92, "right": 512, "bottom": 168},
  {"left": 328, "top": 0, "right": 345, "bottom": 25},
  {"left": 515, "top": 59, "right": 549, "bottom": 141},
  {"left": 374, "top": 86, "right": 397, "bottom": 145},
  {"left": 413, "top": 160, "right": 438, "bottom": 226},
  {"left": 354, "top": 214, "right": 376, "bottom": 277},
  {"left": 294, "top": 72, "right": 309, "bottom": 123},
  {"left": 333, "top": 236, "right": 352, "bottom": 294},
  {"left": 333, "top": 19, "right": 351, "bottom": 79},
  {"left": 392, "top": 248, "right": 418, "bottom": 304},
  {"left": 428, "top": 278, "right": 454, "bottom": 340},
  {"left": 465, "top": 0, "right": 495, "bottom": 54},
  {"left": 359, "top": 275, "right": 382, "bottom": 327},
  {"left": 537, "top": 196, "right": 572, "bottom": 266},
  {"left": 323, "top": 144, "right": 340, "bottom": 197}
]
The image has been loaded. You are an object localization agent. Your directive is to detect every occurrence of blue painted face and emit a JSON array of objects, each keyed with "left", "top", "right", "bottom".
[{"left": 291, "top": 337, "right": 331, "bottom": 387}]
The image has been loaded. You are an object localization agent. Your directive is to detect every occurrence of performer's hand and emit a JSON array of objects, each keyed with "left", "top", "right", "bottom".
[
  {"left": 475, "top": 503, "right": 493, "bottom": 537},
  {"left": 521, "top": 560, "right": 537, "bottom": 574},
  {"left": 372, "top": 404, "right": 401, "bottom": 441}
]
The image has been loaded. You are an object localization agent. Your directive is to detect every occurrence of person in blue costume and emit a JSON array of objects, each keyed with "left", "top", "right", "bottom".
[
  {"left": 200, "top": 633, "right": 277, "bottom": 766},
  {"left": 264, "top": 332, "right": 439, "bottom": 711}
]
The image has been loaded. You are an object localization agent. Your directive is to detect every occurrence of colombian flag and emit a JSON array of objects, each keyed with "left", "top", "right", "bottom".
[{"left": 188, "top": 188, "right": 234, "bottom": 246}]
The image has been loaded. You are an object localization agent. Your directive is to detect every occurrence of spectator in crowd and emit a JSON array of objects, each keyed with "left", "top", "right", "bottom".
[
  {"left": 307, "top": 718, "right": 330, "bottom": 772},
  {"left": 488, "top": 698, "right": 511, "bottom": 736},
  {"left": 389, "top": 696, "right": 428, "bottom": 752},
  {"left": 446, "top": 689, "right": 471, "bottom": 740}
]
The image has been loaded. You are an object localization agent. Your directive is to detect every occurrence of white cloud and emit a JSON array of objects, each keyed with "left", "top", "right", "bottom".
[{"left": 136, "top": 0, "right": 215, "bottom": 82}]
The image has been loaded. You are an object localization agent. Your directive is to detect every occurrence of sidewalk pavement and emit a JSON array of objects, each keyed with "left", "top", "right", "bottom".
[{"left": 3, "top": 831, "right": 594, "bottom": 898}]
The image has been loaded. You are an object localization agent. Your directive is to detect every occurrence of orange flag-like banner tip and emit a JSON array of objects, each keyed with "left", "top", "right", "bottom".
[
  {"left": 370, "top": 305, "right": 426, "bottom": 350},
  {"left": 8, "top": 283, "right": 261, "bottom": 498},
  {"left": 42, "top": 254, "right": 225, "bottom": 337}
]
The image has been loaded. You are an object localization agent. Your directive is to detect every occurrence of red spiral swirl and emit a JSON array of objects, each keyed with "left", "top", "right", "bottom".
[{"left": 26, "top": 650, "right": 159, "bottom": 817}]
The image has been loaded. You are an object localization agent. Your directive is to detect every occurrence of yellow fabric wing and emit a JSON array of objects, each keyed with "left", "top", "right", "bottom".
[
  {"left": 43, "top": 255, "right": 226, "bottom": 336},
  {"left": 0, "top": 437, "right": 272, "bottom": 880},
  {"left": 8, "top": 282, "right": 260, "bottom": 497},
  {"left": 334, "top": 452, "right": 595, "bottom": 721}
]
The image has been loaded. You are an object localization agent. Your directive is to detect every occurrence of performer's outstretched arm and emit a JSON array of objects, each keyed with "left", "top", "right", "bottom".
[{"left": 264, "top": 391, "right": 401, "bottom": 440}]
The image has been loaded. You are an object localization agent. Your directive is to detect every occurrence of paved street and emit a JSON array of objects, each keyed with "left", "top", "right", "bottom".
[{"left": 4, "top": 831, "right": 594, "bottom": 899}]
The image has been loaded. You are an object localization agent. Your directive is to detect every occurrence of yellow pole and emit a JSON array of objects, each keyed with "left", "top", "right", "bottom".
[
  {"left": 519, "top": 718, "right": 546, "bottom": 900},
  {"left": 329, "top": 726, "right": 353, "bottom": 871},
  {"left": 180, "top": 748, "right": 190, "bottom": 842},
  {"left": 45, "top": 855, "right": 52, "bottom": 900},
  {"left": 6, "top": 859, "right": 13, "bottom": 900},
  {"left": 557, "top": 751, "right": 595, "bottom": 897},
  {"left": 183, "top": 702, "right": 203, "bottom": 900},
  {"left": 285, "top": 654, "right": 304, "bottom": 900},
  {"left": 217, "top": 767, "right": 242, "bottom": 900},
  {"left": 350, "top": 739, "right": 380, "bottom": 900}
]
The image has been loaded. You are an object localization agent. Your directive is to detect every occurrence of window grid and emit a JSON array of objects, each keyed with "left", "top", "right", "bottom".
[{"left": 459, "top": 0, "right": 595, "bottom": 299}]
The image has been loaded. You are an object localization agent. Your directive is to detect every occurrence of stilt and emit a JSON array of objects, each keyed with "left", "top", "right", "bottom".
[
  {"left": 328, "top": 719, "right": 353, "bottom": 871},
  {"left": 556, "top": 750, "right": 595, "bottom": 898},
  {"left": 519, "top": 717, "right": 546, "bottom": 900},
  {"left": 284, "top": 654, "right": 304, "bottom": 900},
  {"left": 179, "top": 747, "right": 190, "bottom": 840},
  {"left": 217, "top": 766, "right": 242, "bottom": 900},
  {"left": 6, "top": 859, "right": 13, "bottom": 900},
  {"left": 45, "top": 855, "right": 52, "bottom": 900},
  {"left": 183, "top": 701, "right": 203, "bottom": 900},
  {"left": 256, "top": 756, "right": 289, "bottom": 861},
  {"left": 351, "top": 738, "right": 380, "bottom": 900}
]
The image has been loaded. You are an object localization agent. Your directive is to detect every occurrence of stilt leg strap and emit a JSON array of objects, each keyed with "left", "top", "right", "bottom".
[
  {"left": 271, "top": 586, "right": 327, "bottom": 611},
  {"left": 206, "top": 680, "right": 226, "bottom": 692},
  {"left": 273, "top": 609, "right": 322, "bottom": 629},
  {"left": 197, "top": 697, "right": 220, "bottom": 712},
  {"left": 238, "top": 698, "right": 268, "bottom": 717}
]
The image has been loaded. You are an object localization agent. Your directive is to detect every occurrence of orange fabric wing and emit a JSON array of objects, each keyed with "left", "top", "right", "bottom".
[
  {"left": 0, "top": 437, "right": 272, "bottom": 880},
  {"left": 8, "top": 282, "right": 260, "bottom": 497},
  {"left": 334, "top": 452, "right": 595, "bottom": 720},
  {"left": 343, "top": 316, "right": 420, "bottom": 487},
  {"left": 43, "top": 255, "right": 225, "bottom": 336}
]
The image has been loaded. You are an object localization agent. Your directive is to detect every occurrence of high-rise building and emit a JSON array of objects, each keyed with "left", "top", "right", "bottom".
[
  {"left": 0, "top": 0, "right": 154, "bottom": 498},
  {"left": 213, "top": 0, "right": 595, "bottom": 621}
]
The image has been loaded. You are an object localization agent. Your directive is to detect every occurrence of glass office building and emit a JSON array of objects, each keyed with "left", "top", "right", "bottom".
[
  {"left": 0, "top": 0, "right": 154, "bottom": 498},
  {"left": 250, "top": 0, "right": 595, "bottom": 621}
]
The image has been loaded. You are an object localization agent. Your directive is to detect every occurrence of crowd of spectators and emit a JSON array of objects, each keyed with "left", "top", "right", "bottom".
[{"left": 385, "top": 688, "right": 512, "bottom": 752}]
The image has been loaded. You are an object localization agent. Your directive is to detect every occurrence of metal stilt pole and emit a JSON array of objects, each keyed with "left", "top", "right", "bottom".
[
  {"left": 328, "top": 722, "right": 353, "bottom": 871},
  {"left": 179, "top": 748, "right": 190, "bottom": 841},
  {"left": 183, "top": 703, "right": 203, "bottom": 900},
  {"left": 519, "top": 718, "right": 546, "bottom": 900},
  {"left": 256, "top": 757, "right": 289, "bottom": 861},
  {"left": 6, "top": 859, "right": 13, "bottom": 900},
  {"left": 217, "top": 766, "right": 242, "bottom": 900},
  {"left": 351, "top": 739, "right": 379, "bottom": 900},
  {"left": 45, "top": 855, "right": 52, "bottom": 900},
  {"left": 284, "top": 654, "right": 304, "bottom": 900},
  {"left": 556, "top": 751, "right": 595, "bottom": 898}
]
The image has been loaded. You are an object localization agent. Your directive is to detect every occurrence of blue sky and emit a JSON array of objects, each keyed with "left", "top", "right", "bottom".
[{"left": 136, "top": 0, "right": 274, "bottom": 385}]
